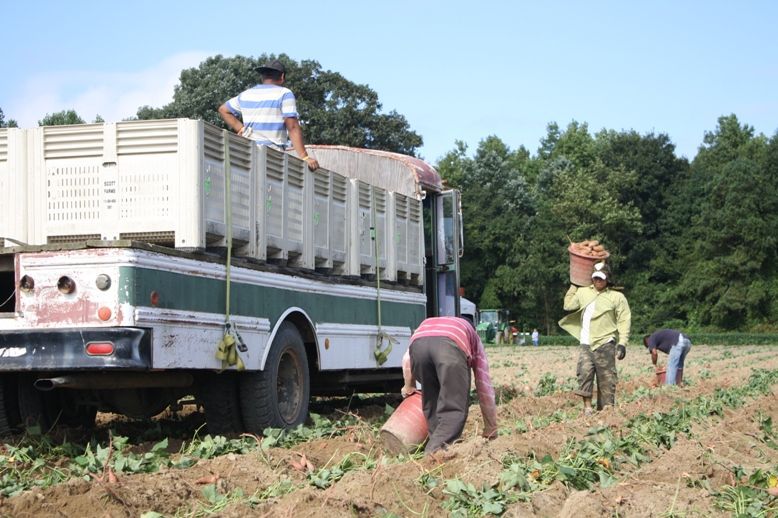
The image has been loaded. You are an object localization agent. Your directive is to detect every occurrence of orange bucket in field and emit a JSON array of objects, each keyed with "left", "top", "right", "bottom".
[
  {"left": 380, "top": 392, "right": 428, "bottom": 454},
  {"left": 656, "top": 368, "right": 684, "bottom": 386},
  {"left": 569, "top": 245, "right": 610, "bottom": 286}
]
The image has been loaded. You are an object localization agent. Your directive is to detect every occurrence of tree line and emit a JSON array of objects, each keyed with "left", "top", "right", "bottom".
[
  {"left": 3, "top": 55, "right": 776, "bottom": 334},
  {"left": 439, "top": 118, "right": 778, "bottom": 335}
]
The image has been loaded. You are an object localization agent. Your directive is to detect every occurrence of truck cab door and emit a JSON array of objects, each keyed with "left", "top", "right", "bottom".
[{"left": 423, "top": 189, "right": 462, "bottom": 317}]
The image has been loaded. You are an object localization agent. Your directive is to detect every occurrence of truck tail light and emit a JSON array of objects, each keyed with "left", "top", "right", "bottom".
[
  {"left": 97, "top": 306, "right": 112, "bottom": 321},
  {"left": 85, "top": 342, "right": 115, "bottom": 355}
]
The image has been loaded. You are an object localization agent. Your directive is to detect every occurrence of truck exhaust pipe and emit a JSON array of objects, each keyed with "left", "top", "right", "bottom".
[{"left": 33, "top": 373, "right": 194, "bottom": 391}]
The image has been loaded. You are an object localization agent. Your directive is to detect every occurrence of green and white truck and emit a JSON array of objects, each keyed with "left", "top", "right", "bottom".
[{"left": 0, "top": 119, "right": 463, "bottom": 435}]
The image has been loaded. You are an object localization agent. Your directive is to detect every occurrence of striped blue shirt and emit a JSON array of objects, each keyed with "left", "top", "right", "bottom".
[{"left": 225, "top": 84, "right": 298, "bottom": 147}]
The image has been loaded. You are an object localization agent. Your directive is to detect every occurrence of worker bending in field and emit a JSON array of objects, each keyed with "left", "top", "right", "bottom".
[
  {"left": 559, "top": 262, "right": 631, "bottom": 415},
  {"left": 643, "top": 329, "right": 692, "bottom": 385},
  {"left": 401, "top": 316, "right": 498, "bottom": 453}
]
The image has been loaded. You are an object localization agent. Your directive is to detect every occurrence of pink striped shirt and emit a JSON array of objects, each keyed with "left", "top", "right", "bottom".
[{"left": 402, "top": 317, "right": 498, "bottom": 435}]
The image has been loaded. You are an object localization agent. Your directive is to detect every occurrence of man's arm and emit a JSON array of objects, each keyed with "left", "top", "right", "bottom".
[
  {"left": 218, "top": 104, "right": 244, "bottom": 134},
  {"left": 284, "top": 118, "right": 319, "bottom": 171},
  {"left": 615, "top": 294, "right": 631, "bottom": 346},
  {"left": 650, "top": 348, "right": 658, "bottom": 366},
  {"left": 401, "top": 349, "right": 416, "bottom": 397},
  {"left": 563, "top": 285, "right": 581, "bottom": 311},
  {"left": 470, "top": 334, "right": 498, "bottom": 438}
]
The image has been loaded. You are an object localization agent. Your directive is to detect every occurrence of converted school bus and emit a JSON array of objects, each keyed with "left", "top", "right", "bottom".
[{"left": 0, "top": 119, "right": 463, "bottom": 434}]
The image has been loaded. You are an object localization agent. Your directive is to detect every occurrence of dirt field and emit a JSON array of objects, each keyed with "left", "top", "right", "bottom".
[{"left": 2, "top": 344, "right": 777, "bottom": 517}]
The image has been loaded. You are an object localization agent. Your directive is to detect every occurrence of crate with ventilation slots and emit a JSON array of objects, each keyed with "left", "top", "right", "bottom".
[
  {"left": 351, "top": 180, "right": 388, "bottom": 278},
  {"left": 393, "top": 192, "right": 423, "bottom": 284},
  {"left": 26, "top": 119, "right": 254, "bottom": 254},
  {"left": 10, "top": 119, "right": 430, "bottom": 284},
  {"left": 311, "top": 168, "right": 349, "bottom": 273},
  {"left": 0, "top": 128, "right": 27, "bottom": 248}
]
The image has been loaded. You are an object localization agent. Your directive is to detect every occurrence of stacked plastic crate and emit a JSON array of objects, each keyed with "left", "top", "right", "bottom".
[
  {"left": 312, "top": 168, "right": 349, "bottom": 273},
  {"left": 0, "top": 128, "right": 27, "bottom": 248},
  {"left": 393, "top": 193, "right": 423, "bottom": 284},
  {"left": 261, "top": 146, "right": 311, "bottom": 268},
  {"left": 8, "top": 119, "right": 426, "bottom": 284},
  {"left": 25, "top": 119, "right": 253, "bottom": 253}
]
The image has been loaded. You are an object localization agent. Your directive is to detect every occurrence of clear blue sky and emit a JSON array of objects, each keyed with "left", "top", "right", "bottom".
[{"left": 2, "top": 1, "right": 776, "bottom": 163}]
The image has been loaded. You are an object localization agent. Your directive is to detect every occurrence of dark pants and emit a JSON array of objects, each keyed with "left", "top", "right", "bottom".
[
  {"left": 409, "top": 337, "right": 471, "bottom": 453},
  {"left": 574, "top": 342, "right": 617, "bottom": 409}
]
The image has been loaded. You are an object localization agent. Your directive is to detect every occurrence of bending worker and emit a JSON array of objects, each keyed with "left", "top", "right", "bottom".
[
  {"left": 643, "top": 329, "right": 692, "bottom": 385},
  {"left": 559, "top": 262, "right": 631, "bottom": 415},
  {"left": 401, "top": 316, "right": 498, "bottom": 454}
]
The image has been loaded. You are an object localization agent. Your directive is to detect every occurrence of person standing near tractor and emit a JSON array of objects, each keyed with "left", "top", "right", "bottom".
[
  {"left": 401, "top": 316, "right": 498, "bottom": 453},
  {"left": 559, "top": 262, "right": 631, "bottom": 415},
  {"left": 643, "top": 329, "right": 692, "bottom": 385}
]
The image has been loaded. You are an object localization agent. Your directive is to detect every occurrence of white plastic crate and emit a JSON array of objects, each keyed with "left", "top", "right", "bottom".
[
  {"left": 201, "top": 124, "right": 254, "bottom": 252},
  {"left": 13, "top": 119, "right": 428, "bottom": 283},
  {"left": 26, "top": 119, "right": 254, "bottom": 253},
  {"left": 352, "top": 180, "right": 388, "bottom": 277},
  {"left": 394, "top": 193, "right": 423, "bottom": 284},
  {"left": 260, "top": 147, "right": 312, "bottom": 268},
  {"left": 0, "top": 128, "right": 28, "bottom": 247},
  {"left": 309, "top": 167, "right": 349, "bottom": 272},
  {"left": 329, "top": 173, "right": 349, "bottom": 273}
]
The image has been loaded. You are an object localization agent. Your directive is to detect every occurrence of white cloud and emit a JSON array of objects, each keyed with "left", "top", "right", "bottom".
[{"left": 8, "top": 51, "right": 211, "bottom": 127}]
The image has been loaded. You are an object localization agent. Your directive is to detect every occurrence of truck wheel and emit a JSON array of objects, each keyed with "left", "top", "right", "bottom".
[
  {"left": 59, "top": 394, "right": 97, "bottom": 429},
  {"left": 17, "top": 375, "right": 61, "bottom": 431},
  {"left": 240, "top": 322, "right": 310, "bottom": 433},
  {"left": 0, "top": 375, "right": 21, "bottom": 436},
  {"left": 197, "top": 371, "right": 244, "bottom": 435}
]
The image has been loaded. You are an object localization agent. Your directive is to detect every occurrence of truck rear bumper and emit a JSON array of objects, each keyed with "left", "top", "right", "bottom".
[{"left": 0, "top": 327, "right": 151, "bottom": 371}]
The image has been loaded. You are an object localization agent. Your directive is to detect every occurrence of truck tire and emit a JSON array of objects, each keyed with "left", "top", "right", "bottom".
[
  {"left": 197, "top": 371, "right": 244, "bottom": 435},
  {"left": 58, "top": 395, "right": 98, "bottom": 429},
  {"left": 240, "top": 322, "right": 310, "bottom": 433},
  {"left": 0, "top": 375, "right": 21, "bottom": 436},
  {"left": 17, "top": 375, "right": 61, "bottom": 431}
]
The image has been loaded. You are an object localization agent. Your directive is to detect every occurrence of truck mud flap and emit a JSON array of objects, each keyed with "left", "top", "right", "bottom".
[{"left": 0, "top": 328, "right": 151, "bottom": 370}]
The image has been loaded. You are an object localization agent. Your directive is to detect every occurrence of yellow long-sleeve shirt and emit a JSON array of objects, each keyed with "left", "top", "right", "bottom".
[{"left": 558, "top": 285, "right": 631, "bottom": 350}]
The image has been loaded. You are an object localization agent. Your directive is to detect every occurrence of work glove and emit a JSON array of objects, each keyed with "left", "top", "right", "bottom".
[{"left": 616, "top": 344, "right": 626, "bottom": 360}]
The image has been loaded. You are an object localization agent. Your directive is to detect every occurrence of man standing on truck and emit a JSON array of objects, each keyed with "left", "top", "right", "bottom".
[
  {"left": 401, "top": 316, "right": 498, "bottom": 454},
  {"left": 218, "top": 59, "right": 319, "bottom": 171},
  {"left": 559, "top": 262, "right": 631, "bottom": 415}
]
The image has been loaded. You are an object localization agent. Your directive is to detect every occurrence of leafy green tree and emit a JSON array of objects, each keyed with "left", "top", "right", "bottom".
[
  {"left": 440, "top": 137, "right": 535, "bottom": 312},
  {"left": 669, "top": 115, "right": 775, "bottom": 329},
  {"left": 38, "top": 110, "right": 85, "bottom": 126},
  {"left": 541, "top": 120, "right": 598, "bottom": 168},
  {"left": 136, "top": 54, "right": 422, "bottom": 155},
  {"left": 448, "top": 122, "right": 645, "bottom": 333},
  {"left": 535, "top": 122, "right": 643, "bottom": 258},
  {"left": 0, "top": 108, "right": 18, "bottom": 128},
  {"left": 442, "top": 115, "right": 777, "bottom": 333},
  {"left": 592, "top": 130, "right": 689, "bottom": 329}
]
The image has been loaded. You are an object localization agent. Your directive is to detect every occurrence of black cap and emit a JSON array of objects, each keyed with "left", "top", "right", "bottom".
[{"left": 258, "top": 59, "right": 285, "bottom": 74}]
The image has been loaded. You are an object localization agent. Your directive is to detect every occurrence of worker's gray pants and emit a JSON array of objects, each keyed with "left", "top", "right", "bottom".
[
  {"left": 409, "top": 337, "right": 471, "bottom": 453},
  {"left": 574, "top": 341, "right": 617, "bottom": 409}
]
